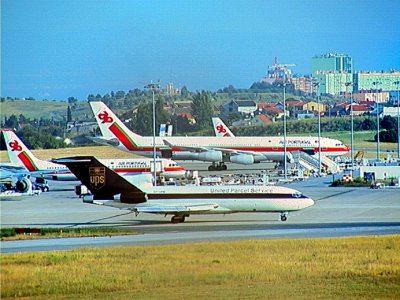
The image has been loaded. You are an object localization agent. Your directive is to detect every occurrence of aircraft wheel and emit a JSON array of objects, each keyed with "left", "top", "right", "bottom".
[
  {"left": 222, "top": 164, "right": 227, "bottom": 171},
  {"left": 280, "top": 215, "right": 288, "bottom": 222},
  {"left": 208, "top": 165, "right": 215, "bottom": 171},
  {"left": 171, "top": 216, "right": 185, "bottom": 223}
]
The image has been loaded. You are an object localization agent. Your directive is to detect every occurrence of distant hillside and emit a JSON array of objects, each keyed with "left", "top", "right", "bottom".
[{"left": 0, "top": 100, "right": 90, "bottom": 120}]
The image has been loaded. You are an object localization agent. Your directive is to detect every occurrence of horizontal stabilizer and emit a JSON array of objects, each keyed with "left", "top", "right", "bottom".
[{"left": 87, "top": 136, "right": 120, "bottom": 147}]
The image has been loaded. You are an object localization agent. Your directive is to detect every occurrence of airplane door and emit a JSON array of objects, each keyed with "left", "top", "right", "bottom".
[{"left": 150, "top": 161, "right": 162, "bottom": 174}]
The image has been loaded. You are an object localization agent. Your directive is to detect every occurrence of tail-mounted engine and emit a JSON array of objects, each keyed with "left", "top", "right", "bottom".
[{"left": 15, "top": 177, "right": 33, "bottom": 193}]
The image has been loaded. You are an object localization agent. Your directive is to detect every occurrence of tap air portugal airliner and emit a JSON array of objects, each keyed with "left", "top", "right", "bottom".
[
  {"left": 89, "top": 101, "right": 349, "bottom": 171},
  {"left": 55, "top": 156, "right": 314, "bottom": 223},
  {"left": 2, "top": 130, "right": 186, "bottom": 181}
]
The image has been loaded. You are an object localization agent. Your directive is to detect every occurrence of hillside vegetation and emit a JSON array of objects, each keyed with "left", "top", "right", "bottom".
[{"left": 0, "top": 100, "right": 69, "bottom": 120}]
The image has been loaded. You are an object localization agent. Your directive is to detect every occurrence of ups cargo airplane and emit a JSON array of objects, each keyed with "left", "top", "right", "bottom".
[
  {"left": 55, "top": 156, "right": 314, "bottom": 223},
  {"left": 2, "top": 130, "right": 186, "bottom": 181},
  {"left": 89, "top": 101, "right": 349, "bottom": 171}
]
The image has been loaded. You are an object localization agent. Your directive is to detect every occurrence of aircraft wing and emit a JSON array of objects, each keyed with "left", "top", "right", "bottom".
[
  {"left": 84, "top": 199, "right": 219, "bottom": 214},
  {"left": 163, "top": 139, "right": 209, "bottom": 152},
  {"left": 133, "top": 203, "right": 219, "bottom": 214},
  {"left": 163, "top": 139, "right": 263, "bottom": 156}
]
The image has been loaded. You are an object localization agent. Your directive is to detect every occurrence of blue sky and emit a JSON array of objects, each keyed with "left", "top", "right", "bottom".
[{"left": 1, "top": 0, "right": 400, "bottom": 100}]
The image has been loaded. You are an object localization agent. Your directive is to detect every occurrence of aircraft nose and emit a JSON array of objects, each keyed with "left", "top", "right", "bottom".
[{"left": 304, "top": 197, "right": 314, "bottom": 208}]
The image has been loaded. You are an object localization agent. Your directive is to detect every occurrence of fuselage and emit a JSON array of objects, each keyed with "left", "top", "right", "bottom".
[
  {"left": 114, "top": 135, "right": 349, "bottom": 158},
  {"left": 13, "top": 158, "right": 186, "bottom": 181},
  {"left": 108, "top": 184, "right": 314, "bottom": 214}
]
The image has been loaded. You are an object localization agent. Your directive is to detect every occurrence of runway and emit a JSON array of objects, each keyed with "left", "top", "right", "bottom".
[
  {"left": 1, "top": 162, "right": 400, "bottom": 253},
  {"left": 2, "top": 223, "right": 399, "bottom": 253}
]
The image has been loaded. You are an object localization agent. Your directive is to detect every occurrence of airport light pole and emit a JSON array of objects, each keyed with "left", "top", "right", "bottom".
[
  {"left": 282, "top": 80, "right": 287, "bottom": 180},
  {"left": 345, "top": 82, "right": 355, "bottom": 166},
  {"left": 313, "top": 81, "right": 322, "bottom": 175},
  {"left": 373, "top": 81, "right": 381, "bottom": 161},
  {"left": 145, "top": 81, "right": 160, "bottom": 186},
  {"left": 394, "top": 81, "right": 400, "bottom": 160}
]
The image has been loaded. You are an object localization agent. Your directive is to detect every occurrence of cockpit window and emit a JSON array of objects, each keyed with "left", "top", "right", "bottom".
[{"left": 292, "top": 192, "right": 303, "bottom": 198}]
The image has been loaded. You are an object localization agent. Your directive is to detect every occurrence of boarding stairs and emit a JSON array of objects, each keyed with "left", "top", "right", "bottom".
[
  {"left": 291, "top": 151, "right": 340, "bottom": 174},
  {"left": 292, "top": 151, "right": 319, "bottom": 172},
  {"left": 312, "top": 154, "right": 341, "bottom": 174}
]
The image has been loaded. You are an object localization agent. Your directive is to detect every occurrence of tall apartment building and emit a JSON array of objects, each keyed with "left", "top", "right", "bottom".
[
  {"left": 311, "top": 53, "right": 353, "bottom": 95},
  {"left": 313, "top": 73, "right": 353, "bottom": 95},
  {"left": 311, "top": 53, "right": 353, "bottom": 75}
]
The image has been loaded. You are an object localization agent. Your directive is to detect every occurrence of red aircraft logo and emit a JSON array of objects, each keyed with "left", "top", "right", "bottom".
[
  {"left": 216, "top": 124, "right": 226, "bottom": 134},
  {"left": 9, "top": 140, "right": 22, "bottom": 152},
  {"left": 98, "top": 111, "right": 113, "bottom": 124}
]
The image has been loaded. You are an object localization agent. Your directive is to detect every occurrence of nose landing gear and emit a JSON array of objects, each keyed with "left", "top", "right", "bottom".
[{"left": 280, "top": 212, "right": 288, "bottom": 222}]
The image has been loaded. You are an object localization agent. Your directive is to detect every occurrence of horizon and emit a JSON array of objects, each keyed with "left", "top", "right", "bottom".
[{"left": 1, "top": 0, "right": 399, "bottom": 101}]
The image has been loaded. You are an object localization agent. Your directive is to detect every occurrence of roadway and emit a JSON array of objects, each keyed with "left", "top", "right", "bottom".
[{"left": 1, "top": 162, "right": 400, "bottom": 253}]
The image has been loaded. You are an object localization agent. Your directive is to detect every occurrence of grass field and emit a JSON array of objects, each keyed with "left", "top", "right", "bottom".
[
  {"left": 1, "top": 227, "right": 140, "bottom": 241},
  {"left": 324, "top": 130, "right": 397, "bottom": 151},
  {"left": 1, "top": 236, "right": 399, "bottom": 299}
]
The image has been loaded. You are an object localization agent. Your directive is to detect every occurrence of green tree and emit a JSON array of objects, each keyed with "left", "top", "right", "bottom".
[
  {"left": 132, "top": 98, "right": 171, "bottom": 135},
  {"left": 67, "top": 106, "right": 72, "bottom": 122},
  {"left": 191, "top": 91, "right": 213, "bottom": 130},
  {"left": 180, "top": 86, "right": 189, "bottom": 97},
  {"left": 378, "top": 130, "right": 398, "bottom": 143},
  {"left": 67, "top": 97, "right": 78, "bottom": 104},
  {"left": 381, "top": 116, "right": 397, "bottom": 131}
]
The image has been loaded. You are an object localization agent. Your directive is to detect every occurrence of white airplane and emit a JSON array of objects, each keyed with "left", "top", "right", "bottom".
[
  {"left": 89, "top": 101, "right": 349, "bottom": 171},
  {"left": 55, "top": 156, "right": 314, "bottom": 223},
  {"left": 2, "top": 130, "right": 186, "bottom": 181}
]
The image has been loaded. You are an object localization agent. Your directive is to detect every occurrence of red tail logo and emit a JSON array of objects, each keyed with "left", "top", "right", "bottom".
[
  {"left": 216, "top": 124, "right": 226, "bottom": 134},
  {"left": 9, "top": 140, "right": 22, "bottom": 152},
  {"left": 98, "top": 111, "right": 113, "bottom": 124}
]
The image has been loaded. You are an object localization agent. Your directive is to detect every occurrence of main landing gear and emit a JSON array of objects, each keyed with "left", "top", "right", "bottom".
[
  {"left": 171, "top": 215, "right": 188, "bottom": 223},
  {"left": 280, "top": 212, "right": 288, "bottom": 222},
  {"left": 208, "top": 162, "right": 227, "bottom": 171}
]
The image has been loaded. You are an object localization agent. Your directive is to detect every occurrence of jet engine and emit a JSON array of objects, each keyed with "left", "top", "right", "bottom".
[
  {"left": 15, "top": 177, "right": 33, "bottom": 193},
  {"left": 197, "top": 150, "right": 223, "bottom": 162},
  {"left": 230, "top": 154, "right": 254, "bottom": 165},
  {"left": 172, "top": 150, "right": 223, "bottom": 162}
]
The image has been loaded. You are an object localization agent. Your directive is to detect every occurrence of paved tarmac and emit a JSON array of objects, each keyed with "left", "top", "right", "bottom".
[{"left": 1, "top": 162, "right": 400, "bottom": 253}]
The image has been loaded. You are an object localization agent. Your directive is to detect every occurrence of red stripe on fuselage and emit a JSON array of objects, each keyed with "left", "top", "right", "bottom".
[
  {"left": 17, "top": 152, "right": 37, "bottom": 172},
  {"left": 109, "top": 123, "right": 137, "bottom": 151},
  {"left": 141, "top": 146, "right": 349, "bottom": 153}
]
